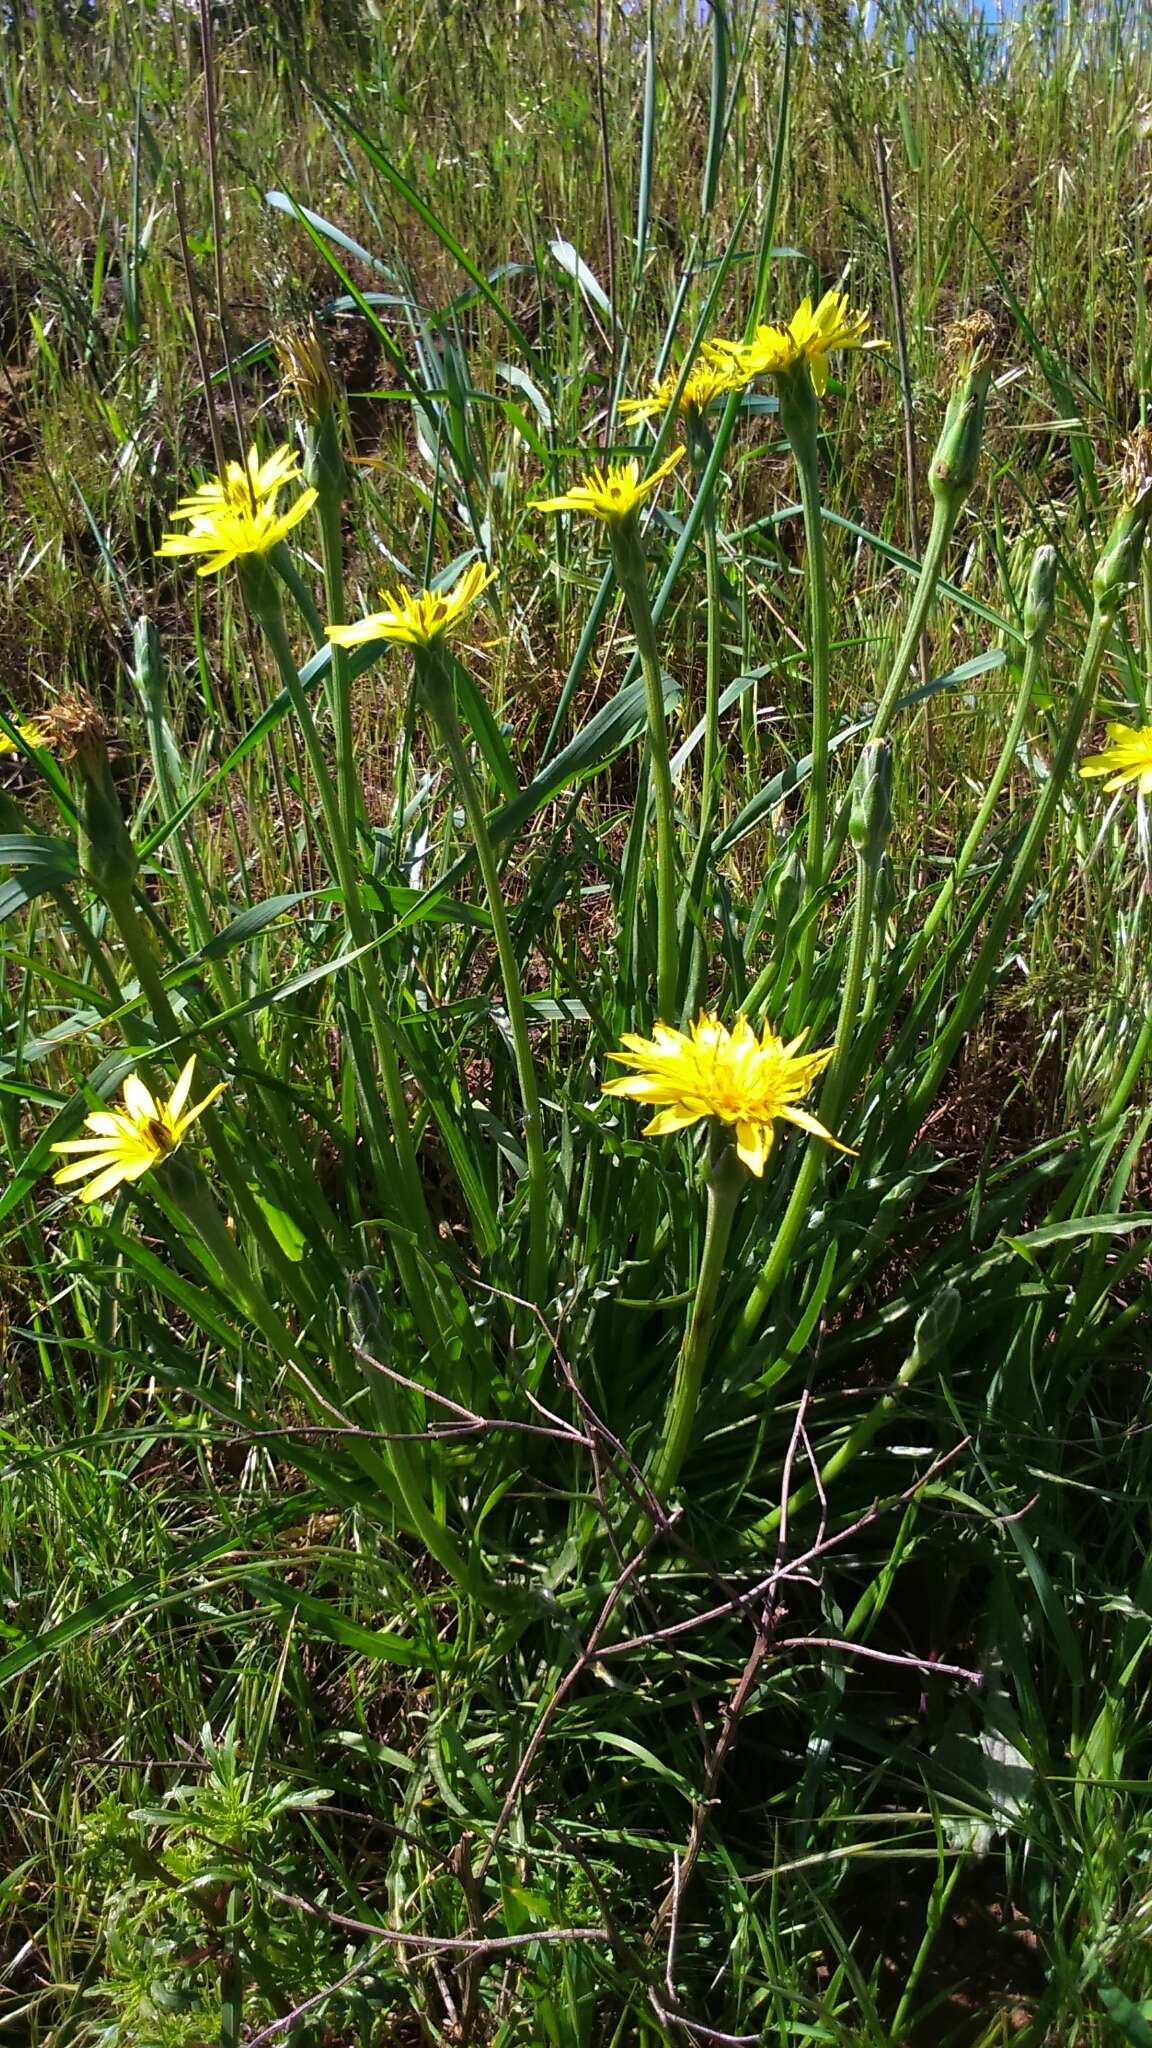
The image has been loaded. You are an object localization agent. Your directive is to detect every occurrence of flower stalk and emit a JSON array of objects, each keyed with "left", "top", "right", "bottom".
[
  {"left": 414, "top": 644, "right": 550, "bottom": 1303},
  {"left": 777, "top": 360, "right": 832, "bottom": 1013},
  {"left": 644, "top": 1126, "right": 745, "bottom": 1518},
  {"left": 738, "top": 744, "right": 891, "bottom": 1344},
  {"left": 609, "top": 516, "right": 680, "bottom": 1022}
]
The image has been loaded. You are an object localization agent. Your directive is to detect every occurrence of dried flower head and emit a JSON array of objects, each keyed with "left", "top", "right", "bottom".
[
  {"left": 275, "top": 322, "right": 340, "bottom": 424},
  {"left": 1120, "top": 428, "right": 1152, "bottom": 510},
  {"left": 944, "top": 311, "right": 999, "bottom": 380},
  {"left": 39, "top": 692, "right": 111, "bottom": 764}
]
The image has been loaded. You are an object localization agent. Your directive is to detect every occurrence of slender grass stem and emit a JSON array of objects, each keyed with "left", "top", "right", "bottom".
[
  {"left": 913, "top": 563, "right": 1054, "bottom": 963},
  {"left": 417, "top": 647, "right": 549, "bottom": 1304},
  {"left": 610, "top": 520, "right": 679, "bottom": 1021},
  {"left": 778, "top": 370, "right": 831, "bottom": 1013}
]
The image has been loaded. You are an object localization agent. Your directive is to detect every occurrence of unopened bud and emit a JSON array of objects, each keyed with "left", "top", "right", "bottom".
[
  {"left": 909, "top": 1283, "right": 961, "bottom": 1369},
  {"left": 930, "top": 316, "right": 997, "bottom": 507},
  {"left": 774, "top": 842, "right": 806, "bottom": 940},
  {"left": 849, "top": 740, "right": 893, "bottom": 866},
  {"left": 1022, "top": 544, "right": 1058, "bottom": 644},
  {"left": 1091, "top": 432, "right": 1152, "bottom": 616}
]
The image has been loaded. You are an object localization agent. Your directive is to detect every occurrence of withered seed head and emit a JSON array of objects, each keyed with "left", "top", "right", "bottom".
[{"left": 40, "top": 691, "right": 112, "bottom": 764}]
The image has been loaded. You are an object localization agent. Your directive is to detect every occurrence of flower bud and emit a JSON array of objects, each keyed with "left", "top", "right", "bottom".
[
  {"left": 773, "top": 841, "right": 805, "bottom": 941},
  {"left": 1022, "top": 543, "right": 1058, "bottom": 644},
  {"left": 1092, "top": 432, "right": 1152, "bottom": 617},
  {"left": 849, "top": 740, "right": 893, "bottom": 866},
  {"left": 929, "top": 315, "right": 997, "bottom": 508},
  {"left": 909, "top": 1283, "right": 961, "bottom": 1369}
]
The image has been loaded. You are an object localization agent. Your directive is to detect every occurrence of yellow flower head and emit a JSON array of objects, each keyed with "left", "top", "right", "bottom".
[
  {"left": 602, "top": 1010, "right": 852, "bottom": 1178},
  {"left": 0, "top": 717, "right": 48, "bottom": 758},
  {"left": 618, "top": 360, "right": 744, "bottom": 426},
  {"left": 1079, "top": 722, "right": 1152, "bottom": 797},
  {"left": 532, "top": 446, "right": 685, "bottom": 524},
  {"left": 50, "top": 1057, "right": 225, "bottom": 1204},
  {"left": 157, "top": 444, "right": 318, "bottom": 576},
  {"left": 327, "top": 560, "right": 494, "bottom": 652},
  {"left": 710, "top": 287, "right": 879, "bottom": 397}
]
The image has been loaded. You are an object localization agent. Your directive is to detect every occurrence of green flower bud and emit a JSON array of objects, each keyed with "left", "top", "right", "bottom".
[
  {"left": 1092, "top": 436, "right": 1152, "bottom": 617},
  {"left": 849, "top": 740, "right": 893, "bottom": 866},
  {"left": 773, "top": 841, "right": 806, "bottom": 941},
  {"left": 929, "top": 315, "right": 997, "bottom": 507},
  {"left": 1022, "top": 543, "right": 1058, "bottom": 643},
  {"left": 909, "top": 1283, "right": 961, "bottom": 1370}
]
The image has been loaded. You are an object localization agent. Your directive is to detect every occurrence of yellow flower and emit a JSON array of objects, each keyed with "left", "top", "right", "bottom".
[
  {"left": 618, "top": 360, "right": 743, "bottom": 426},
  {"left": 1079, "top": 722, "right": 1152, "bottom": 797},
  {"left": 50, "top": 1057, "right": 225, "bottom": 1204},
  {"left": 710, "top": 288, "right": 879, "bottom": 397},
  {"left": 0, "top": 718, "right": 48, "bottom": 757},
  {"left": 602, "top": 1011, "right": 852, "bottom": 1178},
  {"left": 157, "top": 444, "right": 318, "bottom": 575},
  {"left": 327, "top": 560, "right": 494, "bottom": 651},
  {"left": 532, "top": 446, "right": 685, "bottom": 523}
]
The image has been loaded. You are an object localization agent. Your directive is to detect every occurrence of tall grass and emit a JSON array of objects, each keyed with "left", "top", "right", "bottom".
[{"left": 3, "top": 2, "right": 1152, "bottom": 2043}]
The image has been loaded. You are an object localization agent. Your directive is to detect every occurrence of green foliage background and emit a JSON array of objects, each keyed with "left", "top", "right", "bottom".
[{"left": 2, "top": 1, "right": 1152, "bottom": 2043}]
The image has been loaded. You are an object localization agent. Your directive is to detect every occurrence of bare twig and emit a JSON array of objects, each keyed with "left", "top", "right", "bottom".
[
  {"left": 599, "top": 1439, "right": 971, "bottom": 1660},
  {"left": 474, "top": 1515, "right": 674, "bottom": 1886}
]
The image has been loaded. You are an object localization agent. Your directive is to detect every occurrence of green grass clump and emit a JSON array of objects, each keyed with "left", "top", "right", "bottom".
[{"left": 3, "top": 2, "right": 1152, "bottom": 2042}]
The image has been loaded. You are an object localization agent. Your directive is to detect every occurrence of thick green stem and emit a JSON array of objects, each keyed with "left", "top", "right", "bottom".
[
  {"left": 778, "top": 368, "right": 831, "bottom": 1013},
  {"left": 738, "top": 843, "right": 877, "bottom": 1347},
  {"left": 417, "top": 647, "right": 550, "bottom": 1305},
  {"left": 610, "top": 520, "right": 679, "bottom": 1022},
  {"left": 644, "top": 1133, "right": 744, "bottom": 1519}
]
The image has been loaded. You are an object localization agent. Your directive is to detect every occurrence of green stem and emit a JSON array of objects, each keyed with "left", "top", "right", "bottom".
[
  {"left": 914, "top": 625, "right": 1047, "bottom": 959},
  {"left": 1097, "top": 995, "right": 1152, "bottom": 1132},
  {"left": 611, "top": 519, "right": 679, "bottom": 1022},
  {"left": 820, "top": 491, "right": 959, "bottom": 890},
  {"left": 908, "top": 602, "right": 1113, "bottom": 1125},
  {"left": 644, "top": 1131, "right": 744, "bottom": 1519},
  {"left": 251, "top": 571, "right": 438, "bottom": 1266},
  {"left": 699, "top": 477, "right": 723, "bottom": 831},
  {"left": 272, "top": 546, "right": 327, "bottom": 646},
  {"left": 306, "top": 472, "right": 361, "bottom": 851},
  {"left": 738, "top": 840, "right": 877, "bottom": 1347},
  {"left": 417, "top": 647, "right": 549, "bottom": 1304},
  {"left": 778, "top": 369, "right": 831, "bottom": 1014},
  {"left": 750, "top": 1316, "right": 930, "bottom": 1543}
]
